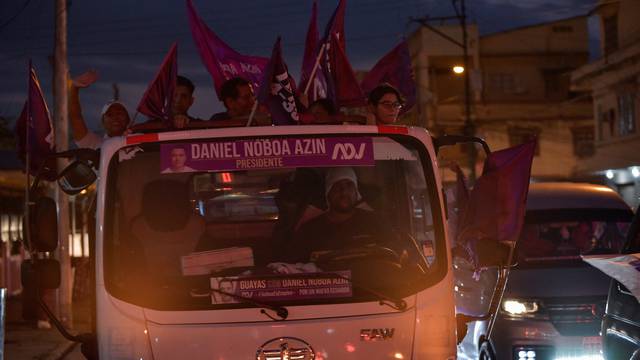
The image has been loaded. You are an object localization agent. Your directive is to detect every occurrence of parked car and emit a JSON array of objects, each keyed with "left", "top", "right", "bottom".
[
  {"left": 602, "top": 207, "right": 640, "bottom": 359},
  {"left": 456, "top": 182, "right": 633, "bottom": 360}
]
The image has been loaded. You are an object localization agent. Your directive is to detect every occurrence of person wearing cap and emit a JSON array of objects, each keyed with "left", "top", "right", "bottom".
[
  {"left": 285, "top": 167, "right": 390, "bottom": 263},
  {"left": 69, "top": 70, "right": 131, "bottom": 149}
]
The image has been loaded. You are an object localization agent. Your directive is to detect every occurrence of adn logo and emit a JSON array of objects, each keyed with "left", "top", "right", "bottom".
[
  {"left": 360, "top": 328, "right": 395, "bottom": 341},
  {"left": 331, "top": 143, "right": 367, "bottom": 160}
]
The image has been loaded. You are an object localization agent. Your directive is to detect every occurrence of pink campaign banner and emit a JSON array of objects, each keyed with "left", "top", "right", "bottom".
[
  {"left": 186, "top": 0, "right": 268, "bottom": 98},
  {"left": 160, "top": 137, "right": 374, "bottom": 173}
]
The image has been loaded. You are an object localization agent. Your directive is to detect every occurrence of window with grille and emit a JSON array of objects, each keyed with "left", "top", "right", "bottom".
[
  {"left": 571, "top": 126, "right": 595, "bottom": 158},
  {"left": 552, "top": 25, "right": 573, "bottom": 33},
  {"left": 603, "top": 15, "right": 618, "bottom": 56},
  {"left": 543, "top": 69, "right": 569, "bottom": 100},
  {"left": 488, "top": 73, "right": 518, "bottom": 94},
  {"left": 618, "top": 92, "right": 637, "bottom": 136}
]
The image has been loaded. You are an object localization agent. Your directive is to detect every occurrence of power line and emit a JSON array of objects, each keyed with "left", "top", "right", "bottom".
[{"left": 0, "top": 0, "right": 33, "bottom": 32}]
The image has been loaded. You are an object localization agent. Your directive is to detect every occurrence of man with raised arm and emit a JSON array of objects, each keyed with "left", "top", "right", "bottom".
[{"left": 68, "top": 70, "right": 130, "bottom": 149}]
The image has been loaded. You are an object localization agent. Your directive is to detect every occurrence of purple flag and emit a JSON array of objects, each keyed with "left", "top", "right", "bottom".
[
  {"left": 15, "top": 62, "right": 55, "bottom": 178},
  {"left": 186, "top": 0, "right": 268, "bottom": 98},
  {"left": 457, "top": 141, "right": 536, "bottom": 268},
  {"left": 322, "top": 33, "right": 365, "bottom": 108},
  {"left": 256, "top": 37, "right": 300, "bottom": 125},
  {"left": 137, "top": 42, "right": 177, "bottom": 126},
  {"left": 361, "top": 41, "right": 416, "bottom": 113}
]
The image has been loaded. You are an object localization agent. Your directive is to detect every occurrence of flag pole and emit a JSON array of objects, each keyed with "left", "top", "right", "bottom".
[
  {"left": 245, "top": 101, "right": 259, "bottom": 127},
  {"left": 303, "top": 43, "right": 327, "bottom": 96},
  {"left": 25, "top": 61, "right": 32, "bottom": 251}
]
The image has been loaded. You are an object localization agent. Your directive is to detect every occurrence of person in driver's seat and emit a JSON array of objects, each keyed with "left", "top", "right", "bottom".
[{"left": 285, "top": 167, "right": 390, "bottom": 263}]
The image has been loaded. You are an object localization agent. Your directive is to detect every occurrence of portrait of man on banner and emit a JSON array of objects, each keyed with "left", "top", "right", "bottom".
[{"left": 211, "top": 277, "right": 239, "bottom": 304}]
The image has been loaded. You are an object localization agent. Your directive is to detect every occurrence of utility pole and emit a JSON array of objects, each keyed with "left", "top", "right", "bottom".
[
  {"left": 456, "top": 0, "right": 477, "bottom": 181},
  {"left": 411, "top": 0, "right": 478, "bottom": 180},
  {"left": 53, "top": 0, "right": 72, "bottom": 327}
]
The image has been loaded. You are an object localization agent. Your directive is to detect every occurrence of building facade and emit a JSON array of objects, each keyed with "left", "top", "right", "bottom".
[
  {"left": 409, "top": 16, "right": 595, "bottom": 182},
  {"left": 571, "top": 0, "right": 640, "bottom": 208}
]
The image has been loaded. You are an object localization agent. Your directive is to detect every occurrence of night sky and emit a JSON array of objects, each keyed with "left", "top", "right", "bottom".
[{"left": 0, "top": 0, "right": 596, "bottom": 132}]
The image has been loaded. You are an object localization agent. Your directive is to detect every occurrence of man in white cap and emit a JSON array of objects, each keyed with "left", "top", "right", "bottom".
[
  {"left": 68, "top": 70, "right": 131, "bottom": 149},
  {"left": 286, "top": 167, "right": 389, "bottom": 262}
]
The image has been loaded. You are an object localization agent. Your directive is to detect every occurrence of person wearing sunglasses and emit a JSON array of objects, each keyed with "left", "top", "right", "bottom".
[{"left": 367, "top": 83, "right": 404, "bottom": 125}]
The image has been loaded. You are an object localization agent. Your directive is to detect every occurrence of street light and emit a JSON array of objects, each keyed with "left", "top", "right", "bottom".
[{"left": 452, "top": 65, "right": 465, "bottom": 74}]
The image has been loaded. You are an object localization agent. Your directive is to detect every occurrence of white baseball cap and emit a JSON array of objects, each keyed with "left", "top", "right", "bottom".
[{"left": 325, "top": 167, "right": 362, "bottom": 201}]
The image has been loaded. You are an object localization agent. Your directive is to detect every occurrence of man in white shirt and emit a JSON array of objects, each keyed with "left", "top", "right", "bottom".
[
  {"left": 69, "top": 70, "right": 131, "bottom": 149},
  {"left": 162, "top": 147, "right": 195, "bottom": 173}
]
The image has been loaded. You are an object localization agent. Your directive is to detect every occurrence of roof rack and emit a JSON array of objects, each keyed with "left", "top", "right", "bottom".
[{"left": 128, "top": 114, "right": 368, "bottom": 133}]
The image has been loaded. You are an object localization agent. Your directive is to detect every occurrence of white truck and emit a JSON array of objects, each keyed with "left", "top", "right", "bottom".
[{"left": 23, "top": 123, "right": 509, "bottom": 359}]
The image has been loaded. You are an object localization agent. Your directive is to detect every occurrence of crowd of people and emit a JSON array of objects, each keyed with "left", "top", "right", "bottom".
[{"left": 68, "top": 72, "right": 407, "bottom": 150}]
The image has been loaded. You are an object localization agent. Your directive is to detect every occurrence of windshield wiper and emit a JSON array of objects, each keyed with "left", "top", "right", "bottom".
[
  {"left": 190, "top": 287, "right": 289, "bottom": 320},
  {"left": 327, "top": 272, "right": 407, "bottom": 311}
]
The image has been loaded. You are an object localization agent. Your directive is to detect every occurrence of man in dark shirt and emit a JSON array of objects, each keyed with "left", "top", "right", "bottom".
[
  {"left": 287, "top": 167, "right": 390, "bottom": 263},
  {"left": 172, "top": 75, "right": 201, "bottom": 127},
  {"left": 210, "top": 77, "right": 256, "bottom": 121}
]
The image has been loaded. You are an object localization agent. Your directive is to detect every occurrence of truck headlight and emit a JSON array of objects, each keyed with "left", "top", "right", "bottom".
[{"left": 502, "top": 299, "right": 539, "bottom": 316}]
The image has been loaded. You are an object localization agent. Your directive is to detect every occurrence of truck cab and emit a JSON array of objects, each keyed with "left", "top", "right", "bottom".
[{"left": 65, "top": 124, "right": 467, "bottom": 359}]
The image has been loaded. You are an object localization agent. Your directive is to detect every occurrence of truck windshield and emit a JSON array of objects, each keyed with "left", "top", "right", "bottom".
[
  {"left": 518, "top": 209, "right": 632, "bottom": 264},
  {"left": 104, "top": 135, "right": 444, "bottom": 311}
]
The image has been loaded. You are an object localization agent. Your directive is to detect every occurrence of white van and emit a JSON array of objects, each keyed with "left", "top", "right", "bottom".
[
  {"left": 22, "top": 124, "right": 522, "bottom": 359},
  {"left": 457, "top": 182, "right": 633, "bottom": 360}
]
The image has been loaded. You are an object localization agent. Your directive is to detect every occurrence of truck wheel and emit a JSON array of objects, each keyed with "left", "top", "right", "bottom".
[
  {"left": 630, "top": 348, "right": 640, "bottom": 360},
  {"left": 479, "top": 341, "right": 496, "bottom": 360}
]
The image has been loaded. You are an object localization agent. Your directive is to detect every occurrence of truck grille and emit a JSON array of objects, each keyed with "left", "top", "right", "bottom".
[{"left": 545, "top": 297, "right": 606, "bottom": 336}]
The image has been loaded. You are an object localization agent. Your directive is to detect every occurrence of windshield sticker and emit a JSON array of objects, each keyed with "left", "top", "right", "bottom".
[
  {"left": 210, "top": 271, "right": 352, "bottom": 304},
  {"left": 160, "top": 137, "right": 374, "bottom": 173},
  {"left": 118, "top": 146, "right": 143, "bottom": 162}
]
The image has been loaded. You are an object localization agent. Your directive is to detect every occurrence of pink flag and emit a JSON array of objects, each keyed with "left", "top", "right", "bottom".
[
  {"left": 299, "top": 0, "right": 318, "bottom": 93},
  {"left": 15, "top": 62, "right": 55, "bottom": 179},
  {"left": 137, "top": 42, "right": 178, "bottom": 126},
  {"left": 256, "top": 37, "right": 300, "bottom": 125},
  {"left": 457, "top": 141, "right": 536, "bottom": 267},
  {"left": 322, "top": 0, "right": 347, "bottom": 49},
  {"left": 186, "top": 0, "right": 268, "bottom": 98},
  {"left": 323, "top": 33, "right": 365, "bottom": 107},
  {"left": 361, "top": 40, "right": 416, "bottom": 113}
]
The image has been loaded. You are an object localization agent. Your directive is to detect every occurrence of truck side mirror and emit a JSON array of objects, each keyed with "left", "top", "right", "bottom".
[
  {"left": 21, "top": 259, "right": 61, "bottom": 290},
  {"left": 58, "top": 160, "right": 97, "bottom": 195},
  {"left": 25, "top": 197, "right": 58, "bottom": 252}
]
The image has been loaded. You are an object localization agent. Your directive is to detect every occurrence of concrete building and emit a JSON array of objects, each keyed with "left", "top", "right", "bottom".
[
  {"left": 409, "top": 16, "right": 595, "bottom": 181},
  {"left": 571, "top": 0, "right": 640, "bottom": 208}
]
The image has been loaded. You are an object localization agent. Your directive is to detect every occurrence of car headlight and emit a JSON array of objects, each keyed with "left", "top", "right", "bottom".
[{"left": 502, "top": 299, "right": 539, "bottom": 316}]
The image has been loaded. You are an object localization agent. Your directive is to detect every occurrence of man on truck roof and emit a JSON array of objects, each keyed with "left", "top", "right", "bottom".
[
  {"left": 68, "top": 70, "right": 132, "bottom": 149},
  {"left": 209, "top": 77, "right": 256, "bottom": 121}
]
